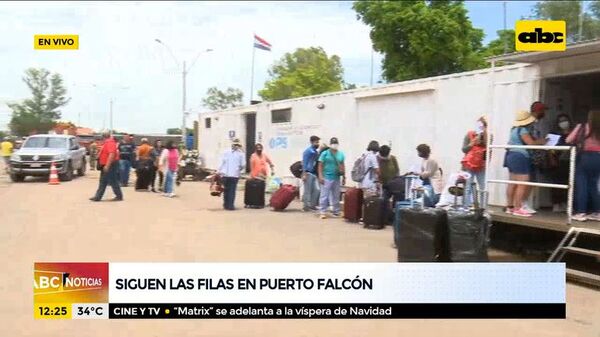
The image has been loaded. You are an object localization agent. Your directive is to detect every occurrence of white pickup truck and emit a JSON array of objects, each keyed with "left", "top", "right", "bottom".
[{"left": 9, "top": 134, "right": 87, "bottom": 182}]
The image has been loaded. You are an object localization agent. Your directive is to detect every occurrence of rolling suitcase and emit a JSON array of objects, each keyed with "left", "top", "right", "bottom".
[
  {"left": 446, "top": 183, "right": 490, "bottom": 262},
  {"left": 343, "top": 187, "right": 363, "bottom": 222},
  {"left": 396, "top": 207, "right": 450, "bottom": 262},
  {"left": 270, "top": 184, "right": 297, "bottom": 211},
  {"left": 363, "top": 196, "right": 385, "bottom": 228},
  {"left": 392, "top": 175, "right": 420, "bottom": 246},
  {"left": 244, "top": 178, "right": 266, "bottom": 208}
]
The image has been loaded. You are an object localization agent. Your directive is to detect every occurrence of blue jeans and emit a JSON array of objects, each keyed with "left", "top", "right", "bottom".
[
  {"left": 222, "top": 177, "right": 239, "bottom": 210},
  {"left": 94, "top": 163, "right": 123, "bottom": 200},
  {"left": 574, "top": 152, "right": 600, "bottom": 214},
  {"left": 302, "top": 173, "right": 320, "bottom": 209},
  {"left": 319, "top": 178, "right": 341, "bottom": 215},
  {"left": 164, "top": 169, "right": 176, "bottom": 194},
  {"left": 465, "top": 169, "right": 486, "bottom": 207},
  {"left": 119, "top": 160, "right": 132, "bottom": 186}
]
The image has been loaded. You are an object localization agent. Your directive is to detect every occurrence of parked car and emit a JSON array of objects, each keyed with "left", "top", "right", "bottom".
[{"left": 9, "top": 134, "right": 87, "bottom": 182}]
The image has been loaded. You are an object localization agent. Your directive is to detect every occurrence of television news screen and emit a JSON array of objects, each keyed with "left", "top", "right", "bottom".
[{"left": 1, "top": 1, "right": 599, "bottom": 336}]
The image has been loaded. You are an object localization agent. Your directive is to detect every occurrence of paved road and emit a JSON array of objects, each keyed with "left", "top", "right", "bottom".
[{"left": 1, "top": 170, "right": 598, "bottom": 336}]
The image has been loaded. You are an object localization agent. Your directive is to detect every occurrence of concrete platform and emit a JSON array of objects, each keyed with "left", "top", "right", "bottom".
[{"left": 489, "top": 206, "right": 600, "bottom": 233}]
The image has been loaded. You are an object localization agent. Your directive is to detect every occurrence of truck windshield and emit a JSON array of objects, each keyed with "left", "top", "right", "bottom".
[{"left": 23, "top": 137, "right": 67, "bottom": 149}]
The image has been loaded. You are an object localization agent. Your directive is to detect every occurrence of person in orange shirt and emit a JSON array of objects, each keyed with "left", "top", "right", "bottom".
[
  {"left": 135, "top": 138, "right": 154, "bottom": 191},
  {"left": 249, "top": 143, "right": 274, "bottom": 179}
]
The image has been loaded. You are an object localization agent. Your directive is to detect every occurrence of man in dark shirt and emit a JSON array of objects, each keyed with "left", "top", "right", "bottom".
[
  {"left": 118, "top": 134, "right": 136, "bottom": 187},
  {"left": 301, "top": 135, "right": 320, "bottom": 211}
]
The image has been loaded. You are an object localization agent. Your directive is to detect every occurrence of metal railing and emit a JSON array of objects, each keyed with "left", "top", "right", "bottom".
[{"left": 486, "top": 144, "right": 576, "bottom": 224}]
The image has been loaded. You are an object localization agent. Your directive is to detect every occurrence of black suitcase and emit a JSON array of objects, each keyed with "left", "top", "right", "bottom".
[
  {"left": 244, "top": 179, "right": 266, "bottom": 208},
  {"left": 396, "top": 207, "right": 450, "bottom": 262},
  {"left": 363, "top": 196, "right": 385, "bottom": 228}
]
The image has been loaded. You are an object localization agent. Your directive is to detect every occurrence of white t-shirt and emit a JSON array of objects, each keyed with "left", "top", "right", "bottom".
[{"left": 359, "top": 151, "right": 379, "bottom": 189}]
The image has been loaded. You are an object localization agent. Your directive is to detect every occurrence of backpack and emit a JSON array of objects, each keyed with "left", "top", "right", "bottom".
[
  {"left": 289, "top": 161, "right": 303, "bottom": 178},
  {"left": 351, "top": 154, "right": 371, "bottom": 183},
  {"left": 461, "top": 131, "right": 486, "bottom": 172}
]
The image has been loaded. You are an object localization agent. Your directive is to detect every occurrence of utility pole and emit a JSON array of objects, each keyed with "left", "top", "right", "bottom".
[{"left": 182, "top": 61, "right": 187, "bottom": 143}]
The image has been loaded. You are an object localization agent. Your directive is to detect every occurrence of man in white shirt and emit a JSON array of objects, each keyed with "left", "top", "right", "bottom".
[{"left": 218, "top": 139, "right": 246, "bottom": 210}]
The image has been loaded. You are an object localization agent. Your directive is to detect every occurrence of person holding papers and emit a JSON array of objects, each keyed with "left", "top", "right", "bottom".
[{"left": 548, "top": 114, "right": 573, "bottom": 213}]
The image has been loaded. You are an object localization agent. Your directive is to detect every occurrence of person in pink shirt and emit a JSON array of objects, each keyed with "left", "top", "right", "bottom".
[
  {"left": 566, "top": 109, "right": 600, "bottom": 221},
  {"left": 159, "top": 140, "right": 180, "bottom": 198},
  {"left": 249, "top": 143, "right": 274, "bottom": 179}
]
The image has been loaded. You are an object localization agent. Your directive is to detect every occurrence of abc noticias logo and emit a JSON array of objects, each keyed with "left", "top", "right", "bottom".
[
  {"left": 34, "top": 270, "right": 103, "bottom": 294},
  {"left": 515, "top": 20, "right": 566, "bottom": 51}
]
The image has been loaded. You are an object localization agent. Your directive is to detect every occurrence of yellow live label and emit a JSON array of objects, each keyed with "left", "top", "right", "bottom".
[{"left": 34, "top": 35, "right": 79, "bottom": 50}]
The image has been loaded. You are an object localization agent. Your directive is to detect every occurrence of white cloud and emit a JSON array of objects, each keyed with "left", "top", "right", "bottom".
[{"left": 0, "top": 1, "right": 382, "bottom": 133}]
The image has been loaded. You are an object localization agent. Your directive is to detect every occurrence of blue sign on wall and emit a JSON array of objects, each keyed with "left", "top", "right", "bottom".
[{"left": 269, "top": 136, "right": 288, "bottom": 150}]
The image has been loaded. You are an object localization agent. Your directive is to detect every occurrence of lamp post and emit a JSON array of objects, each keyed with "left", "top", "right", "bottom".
[
  {"left": 155, "top": 38, "right": 213, "bottom": 142},
  {"left": 91, "top": 84, "right": 130, "bottom": 135}
]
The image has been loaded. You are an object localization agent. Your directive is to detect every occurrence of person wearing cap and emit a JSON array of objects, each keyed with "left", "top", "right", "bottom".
[
  {"left": 301, "top": 135, "right": 321, "bottom": 211},
  {"left": 461, "top": 116, "right": 489, "bottom": 207},
  {"left": 504, "top": 110, "right": 546, "bottom": 217},
  {"left": 218, "top": 138, "right": 246, "bottom": 210},
  {"left": 317, "top": 137, "right": 345, "bottom": 219}
]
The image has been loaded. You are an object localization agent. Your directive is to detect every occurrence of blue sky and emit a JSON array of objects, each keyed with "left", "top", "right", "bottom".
[{"left": 0, "top": 1, "right": 538, "bottom": 133}]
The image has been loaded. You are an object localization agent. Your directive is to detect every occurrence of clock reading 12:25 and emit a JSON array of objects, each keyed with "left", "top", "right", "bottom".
[{"left": 38, "top": 306, "right": 67, "bottom": 316}]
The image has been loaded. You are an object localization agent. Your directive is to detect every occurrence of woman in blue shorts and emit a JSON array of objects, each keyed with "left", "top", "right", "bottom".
[{"left": 504, "top": 110, "right": 546, "bottom": 217}]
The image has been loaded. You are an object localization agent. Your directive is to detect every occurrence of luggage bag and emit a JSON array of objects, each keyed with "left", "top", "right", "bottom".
[
  {"left": 270, "top": 184, "right": 297, "bottom": 211},
  {"left": 244, "top": 178, "right": 266, "bottom": 208},
  {"left": 396, "top": 207, "right": 450, "bottom": 262},
  {"left": 343, "top": 187, "right": 363, "bottom": 222},
  {"left": 363, "top": 196, "right": 385, "bottom": 227}
]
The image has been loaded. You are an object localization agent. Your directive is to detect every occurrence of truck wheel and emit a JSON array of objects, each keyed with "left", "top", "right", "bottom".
[
  {"left": 77, "top": 158, "right": 86, "bottom": 176},
  {"left": 10, "top": 174, "right": 25, "bottom": 182},
  {"left": 59, "top": 162, "right": 73, "bottom": 181}
]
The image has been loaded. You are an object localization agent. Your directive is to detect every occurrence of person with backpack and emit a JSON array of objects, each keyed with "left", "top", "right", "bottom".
[
  {"left": 355, "top": 140, "right": 381, "bottom": 198},
  {"left": 301, "top": 135, "right": 321, "bottom": 212},
  {"left": 317, "top": 137, "right": 345, "bottom": 219},
  {"left": 503, "top": 111, "right": 547, "bottom": 217},
  {"left": 378, "top": 145, "right": 399, "bottom": 224},
  {"left": 566, "top": 109, "right": 600, "bottom": 222},
  {"left": 461, "top": 116, "right": 488, "bottom": 207}
]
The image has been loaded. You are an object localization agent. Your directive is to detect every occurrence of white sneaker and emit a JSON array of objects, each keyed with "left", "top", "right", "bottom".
[
  {"left": 572, "top": 213, "right": 588, "bottom": 222},
  {"left": 521, "top": 204, "right": 537, "bottom": 214},
  {"left": 168, "top": 193, "right": 175, "bottom": 198},
  {"left": 586, "top": 213, "right": 600, "bottom": 222}
]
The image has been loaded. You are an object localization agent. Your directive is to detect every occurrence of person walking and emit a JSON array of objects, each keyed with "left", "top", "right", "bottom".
[
  {"left": 150, "top": 139, "right": 163, "bottom": 193},
  {"left": 88, "top": 139, "right": 98, "bottom": 171},
  {"left": 249, "top": 143, "right": 274, "bottom": 179},
  {"left": 503, "top": 111, "right": 546, "bottom": 217},
  {"left": 548, "top": 114, "right": 573, "bottom": 212},
  {"left": 90, "top": 132, "right": 123, "bottom": 201},
  {"left": 567, "top": 109, "right": 600, "bottom": 222},
  {"left": 317, "top": 137, "right": 345, "bottom": 219},
  {"left": 218, "top": 139, "right": 245, "bottom": 210},
  {"left": 159, "top": 140, "right": 180, "bottom": 198},
  {"left": 135, "top": 138, "right": 154, "bottom": 191},
  {"left": 1, "top": 137, "right": 13, "bottom": 173},
  {"left": 358, "top": 140, "right": 381, "bottom": 198},
  {"left": 302, "top": 135, "right": 321, "bottom": 212},
  {"left": 461, "top": 116, "right": 488, "bottom": 207},
  {"left": 118, "top": 134, "right": 136, "bottom": 187},
  {"left": 378, "top": 145, "right": 399, "bottom": 224}
]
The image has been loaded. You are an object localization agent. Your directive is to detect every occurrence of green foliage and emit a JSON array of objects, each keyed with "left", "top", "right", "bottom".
[
  {"left": 166, "top": 127, "right": 193, "bottom": 135},
  {"left": 530, "top": 0, "right": 600, "bottom": 42},
  {"left": 202, "top": 87, "right": 244, "bottom": 111},
  {"left": 259, "top": 47, "right": 344, "bottom": 101},
  {"left": 8, "top": 68, "right": 70, "bottom": 136},
  {"left": 353, "top": 0, "right": 484, "bottom": 82},
  {"left": 479, "top": 29, "right": 516, "bottom": 59}
]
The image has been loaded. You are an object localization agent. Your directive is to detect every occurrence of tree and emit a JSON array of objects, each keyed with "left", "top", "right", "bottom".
[
  {"left": 479, "top": 29, "right": 516, "bottom": 59},
  {"left": 258, "top": 47, "right": 344, "bottom": 101},
  {"left": 8, "top": 68, "right": 70, "bottom": 136},
  {"left": 353, "top": 0, "right": 484, "bottom": 82},
  {"left": 166, "top": 127, "right": 193, "bottom": 135},
  {"left": 201, "top": 87, "right": 244, "bottom": 111},
  {"left": 530, "top": 0, "right": 600, "bottom": 42}
]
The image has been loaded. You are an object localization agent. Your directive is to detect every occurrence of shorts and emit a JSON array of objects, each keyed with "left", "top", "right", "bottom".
[{"left": 504, "top": 151, "right": 531, "bottom": 175}]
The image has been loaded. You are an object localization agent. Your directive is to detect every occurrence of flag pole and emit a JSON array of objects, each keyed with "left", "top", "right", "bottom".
[{"left": 250, "top": 40, "right": 256, "bottom": 104}]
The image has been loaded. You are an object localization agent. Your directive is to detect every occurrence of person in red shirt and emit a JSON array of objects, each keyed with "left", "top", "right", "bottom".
[{"left": 90, "top": 132, "right": 123, "bottom": 201}]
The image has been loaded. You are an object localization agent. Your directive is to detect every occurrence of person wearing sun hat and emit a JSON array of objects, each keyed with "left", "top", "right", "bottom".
[
  {"left": 218, "top": 138, "right": 246, "bottom": 210},
  {"left": 503, "top": 110, "right": 547, "bottom": 217}
]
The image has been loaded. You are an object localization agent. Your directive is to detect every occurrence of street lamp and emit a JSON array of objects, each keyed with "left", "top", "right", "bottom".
[
  {"left": 92, "top": 84, "right": 130, "bottom": 135},
  {"left": 155, "top": 38, "right": 213, "bottom": 142}
]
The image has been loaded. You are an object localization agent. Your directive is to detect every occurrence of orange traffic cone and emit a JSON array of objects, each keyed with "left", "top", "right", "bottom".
[{"left": 48, "top": 162, "right": 60, "bottom": 185}]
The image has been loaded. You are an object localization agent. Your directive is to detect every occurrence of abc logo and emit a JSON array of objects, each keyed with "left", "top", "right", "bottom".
[{"left": 515, "top": 20, "right": 566, "bottom": 51}]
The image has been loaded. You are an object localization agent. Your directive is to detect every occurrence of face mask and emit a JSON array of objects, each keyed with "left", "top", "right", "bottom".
[
  {"left": 329, "top": 144, "right": 339, "bottom": 150},
  {"left": 558, "top": 121, "right": 570, "bottom": 130},
  {"left": 312, "top": 144, "right": 319, "bottom": 149},
  {"left": 256, "top": 150, "right": 262, "bottom": 155},
  {"left": 476, "top": 121, "right": 485, "bottom": 133}
]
